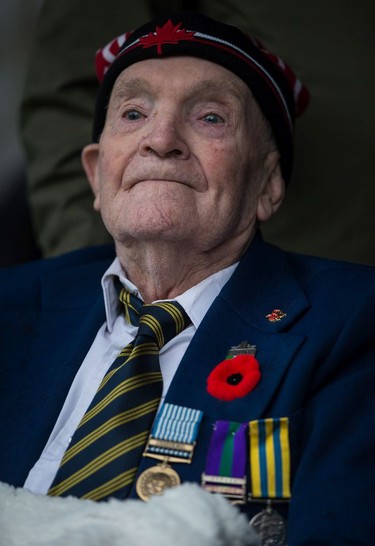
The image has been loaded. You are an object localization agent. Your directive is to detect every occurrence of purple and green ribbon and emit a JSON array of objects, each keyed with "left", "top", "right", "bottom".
[{"left": 205, "top": 420, "right": 247, "bottom": 479}]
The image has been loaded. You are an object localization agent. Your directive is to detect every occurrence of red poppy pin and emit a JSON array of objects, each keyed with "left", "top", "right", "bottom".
[{"left": 207, "top": 354, "right": 261, "bottom": 402}]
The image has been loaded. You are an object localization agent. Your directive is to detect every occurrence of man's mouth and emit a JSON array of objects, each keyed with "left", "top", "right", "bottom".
[{"left": 128, "top": 177, "right": 190, "bottom": 189}]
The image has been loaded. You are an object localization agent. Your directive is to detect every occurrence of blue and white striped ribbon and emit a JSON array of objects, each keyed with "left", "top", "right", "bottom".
[{"left": 148, "top": 403, "right": 203, "bottom": 457}]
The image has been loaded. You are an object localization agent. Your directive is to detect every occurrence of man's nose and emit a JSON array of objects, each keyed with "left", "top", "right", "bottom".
[{"left": 139, "top": 113, "right": 190, "bottom": 159}]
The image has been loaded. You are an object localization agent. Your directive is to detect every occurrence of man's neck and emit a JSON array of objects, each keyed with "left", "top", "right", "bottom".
[{"left": 114, "top": 236, "right": 253, "bottom": 303}]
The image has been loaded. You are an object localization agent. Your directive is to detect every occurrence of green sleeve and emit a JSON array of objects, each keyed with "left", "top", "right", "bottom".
[
  {"left": 201, "top": 0, "right": 375, "bottom": 265},
  {"left": 21, "top": 0, "right": 154, "bottom": 256}
]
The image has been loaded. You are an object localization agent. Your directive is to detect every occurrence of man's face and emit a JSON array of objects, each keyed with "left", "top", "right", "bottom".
[{"left": 84, "top": 57, "right": 281, "bottom": 255}]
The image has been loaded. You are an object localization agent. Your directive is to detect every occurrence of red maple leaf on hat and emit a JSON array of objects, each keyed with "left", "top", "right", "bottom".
[{"left": 139, "top": 20, "right": 195, "bottom": 55}]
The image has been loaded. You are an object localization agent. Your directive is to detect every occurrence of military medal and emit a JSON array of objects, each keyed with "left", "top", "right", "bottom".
[
  {"left": 249, "top": 501, "right": 287, "bottom": 546},
  {"left": 136, "top": 403, "right": 203, "bottom": 501},
  {"left": 136, "top": 462, "right": 181, "bottom": 501},
  {"left": 202, "top": 420, "right": 247, "bottom": 504},
  {"left": 248, "top": 418, "right": 291, "bottom": 545}
]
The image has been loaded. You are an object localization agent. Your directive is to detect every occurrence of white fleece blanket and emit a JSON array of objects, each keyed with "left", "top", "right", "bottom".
[{"left": 0, "top": 482, "right": 259, "bottom": 546}]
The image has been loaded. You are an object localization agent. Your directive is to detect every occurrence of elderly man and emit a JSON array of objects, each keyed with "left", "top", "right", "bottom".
[{"left": 0, "top": 12, "right": 374, "bottom": 545}]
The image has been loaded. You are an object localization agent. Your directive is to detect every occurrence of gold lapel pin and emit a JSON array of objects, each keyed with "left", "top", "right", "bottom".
[{"left": 266, "top": 309, "right": 287, "bottom": 322}]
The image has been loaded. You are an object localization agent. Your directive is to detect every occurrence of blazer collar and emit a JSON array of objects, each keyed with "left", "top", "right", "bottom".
[
  {"left": 39, "top": 256, "right": 113, "bottom": 368},
  {"left": 41, "top": 257, "right": 113, "bottom": 310},
  {"left": 38, "top": 237, "right": 310, "bottom": 420}
]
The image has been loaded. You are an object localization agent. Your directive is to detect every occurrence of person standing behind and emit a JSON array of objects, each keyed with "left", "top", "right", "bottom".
[{"left": 20, "top": 0, "right": 375, "bottom": 264}]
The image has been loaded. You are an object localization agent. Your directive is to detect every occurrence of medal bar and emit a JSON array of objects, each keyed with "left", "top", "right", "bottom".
[
  {"left": 227, "top": 340, "right": 257, "bottom": 358},
  {"left": 143, "top": 437, "right": 196, "bottom": 463},
  {"left": 201, "top": 473, "right": 247, "bottom": 504}
]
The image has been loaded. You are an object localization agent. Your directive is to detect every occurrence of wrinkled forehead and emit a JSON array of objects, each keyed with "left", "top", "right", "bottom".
[
  {"left": 93, "top": 13, "right": 309, "bottom": 182},
  {"left": 108, "top": 56, "right": 253, "bottom": 109}
]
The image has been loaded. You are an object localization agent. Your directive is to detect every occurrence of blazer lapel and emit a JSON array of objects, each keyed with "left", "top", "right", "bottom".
[{"left": 165, "top": 235, "right": 310, "bottom": 423}]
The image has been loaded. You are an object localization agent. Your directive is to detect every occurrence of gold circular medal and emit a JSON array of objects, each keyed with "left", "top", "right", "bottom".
[{"left": 136, "top": 464, "right": 181, "bottom": 501}]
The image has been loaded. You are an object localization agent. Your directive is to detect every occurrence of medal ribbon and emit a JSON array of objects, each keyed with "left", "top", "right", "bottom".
[
  {"left": 146, "top": 403, "right": 203, "bottom": 459},
  {"left": 205, "top": 421, "right": 247, "bottom": 479},
  {"left": 249, "top": 417, "right": 291, "bottom": 499}
]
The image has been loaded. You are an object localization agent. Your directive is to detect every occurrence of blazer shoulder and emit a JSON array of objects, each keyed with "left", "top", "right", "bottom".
[
  {"left": 285, "top": 249, "right": 375, "bottom": 300},
  {"left": 0, "top": 244, "right": 115, "bottom": 304},
  {"left": 0, "top": 243, "right": 115, "bottom": 275}
]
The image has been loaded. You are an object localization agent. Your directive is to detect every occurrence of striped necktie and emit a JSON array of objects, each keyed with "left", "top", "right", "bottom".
[{"left": 48, "top": 288, "right": 191, "bottom": 501}]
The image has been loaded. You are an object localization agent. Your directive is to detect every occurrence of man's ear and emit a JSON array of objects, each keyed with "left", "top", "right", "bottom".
[
  {"left": 81, "top": 143, "right": 100, "bottom": 211},
  {"left": 256, "top": 151, "right": 285, "bottom": 222}
]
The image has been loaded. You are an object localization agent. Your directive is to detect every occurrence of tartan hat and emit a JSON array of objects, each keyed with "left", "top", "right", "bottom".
[{"left": 93, "top": 12, "right": 309, "bottom": 182}]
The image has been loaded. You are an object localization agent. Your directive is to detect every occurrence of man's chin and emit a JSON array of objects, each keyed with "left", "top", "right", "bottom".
[{"left": 112, "top": 223, "right": 190, "bottom": 246}]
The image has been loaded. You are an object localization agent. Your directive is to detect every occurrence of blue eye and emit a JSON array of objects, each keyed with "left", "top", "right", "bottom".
[
  {"left": 123, "top": 110, "right": 143, "bottom": 121},
  {"left": 202, "top": 113, "right": 224, "bottom": 124}
]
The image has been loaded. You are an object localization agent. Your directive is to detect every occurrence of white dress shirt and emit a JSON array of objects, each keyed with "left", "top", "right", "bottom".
[{"left": 24, "top": 257, "right": 237, "bottom": 494}]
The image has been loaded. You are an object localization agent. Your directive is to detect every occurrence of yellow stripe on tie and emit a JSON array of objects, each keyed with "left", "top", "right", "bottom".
[
  {"left": 118, "top": 345, "right": 133, "bottom": 357},
  {"left": 78, "top": 373, "right": 162, "bottom": 427},
  {"left": 61, "top": 399, "right": 160, "bottom": 465},
  {"left": 126, "top": 343, "right": 159, "bottom": 359},
  {"left": 49, "top": 431, "right": 148, "bottom": 497},
  {"left": 142, "top": 314, "right": 164, "bottom": 347},
  {"left": 82, "top": 467, "right": 137, "bottom": 501},
  {"left": 157, "top": 302, "right": 184, "bottom": 332},
  {"left": 98, "top": 357, "right": 131, "bottom": 390},
  {"left": 119, "top": 289, "right": 139, "bottom": 325}
]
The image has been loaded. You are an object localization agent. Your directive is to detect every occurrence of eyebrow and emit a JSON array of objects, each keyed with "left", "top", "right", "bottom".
[
  {"left": 187, "top": 79, "right": 248, "bottom": 103},
  {"left": 110, "top": 78, "right": 153, "bottom": 105},
  {"left": 110, "top": 75, "right": 249, "bottom": 106}
]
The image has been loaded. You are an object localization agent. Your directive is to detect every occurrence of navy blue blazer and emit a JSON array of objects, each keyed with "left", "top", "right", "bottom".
[{"left": 1, "top": 235, "right": 374, "bottom": 544}]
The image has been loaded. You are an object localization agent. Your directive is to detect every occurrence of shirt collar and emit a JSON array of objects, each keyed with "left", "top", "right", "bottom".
[
  {"left": 101, "top": 257, "right": 238, "bottom": 333},
  {"left": 101, "top": 258, "right": 139, "bottom": 332}
]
